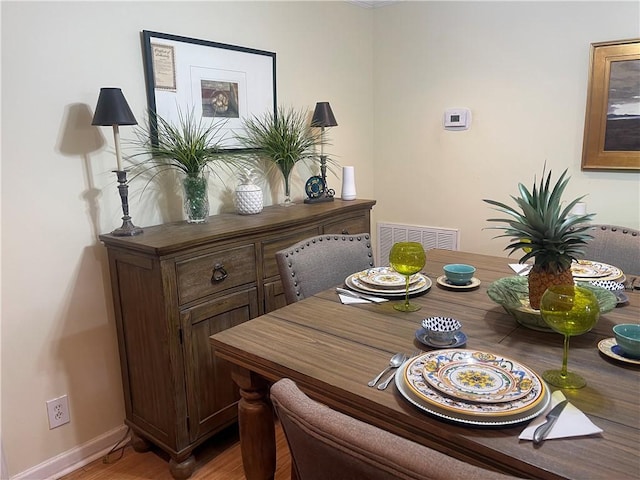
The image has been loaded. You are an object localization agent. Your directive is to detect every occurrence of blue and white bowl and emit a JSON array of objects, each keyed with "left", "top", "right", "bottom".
[
  {"left": 590, "top": 280, "right": 625, "bottom": 291},
  {"left": 422, "top": 316, "right": 462, "bottom": 345}
]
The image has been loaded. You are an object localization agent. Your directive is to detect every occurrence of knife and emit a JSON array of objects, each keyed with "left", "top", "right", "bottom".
[
  {"left": 336, "top": 288, "right": 388, "bottom": 303},
  {"left": 533, "top": 400, "right": 569, "bottom": 444}
]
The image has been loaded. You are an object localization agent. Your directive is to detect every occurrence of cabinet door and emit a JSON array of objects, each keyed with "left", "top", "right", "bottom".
[{"left": 180, "top": 288, "right": 259, "bottom": 443}]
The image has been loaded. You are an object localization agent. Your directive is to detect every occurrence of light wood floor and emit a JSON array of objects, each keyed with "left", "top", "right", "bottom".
[{"left": 60, "top": 423, "right": 291, "bottom": 480}]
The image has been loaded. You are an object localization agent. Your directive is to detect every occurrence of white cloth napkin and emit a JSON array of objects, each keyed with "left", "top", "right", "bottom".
[
  {"left": 338, "top": 294, "right": 388, "bottom": 304},
  {"left": 338, "top": 294, "right": 370, "bottom": 304},
  {"left": 509, "top": 263, "right": 532, "bottom": 276},
  {"left": 519, "top": 391, "right": 603, "bottom": 441}
]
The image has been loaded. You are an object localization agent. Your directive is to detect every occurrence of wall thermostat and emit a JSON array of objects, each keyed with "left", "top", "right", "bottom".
[{"left": 444, "top": 108, "right": 471, "bottom": 130}]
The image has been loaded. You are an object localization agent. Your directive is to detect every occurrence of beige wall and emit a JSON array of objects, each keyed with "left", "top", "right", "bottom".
[
  {"left": 1, "top": 2, "right": 373, "bottom": 476},
  {"left": 373, "top": 1, "right": 640, "bottom": 257},
  {"left": 2, "top": 1, "right": 639, "bottom": 477}
]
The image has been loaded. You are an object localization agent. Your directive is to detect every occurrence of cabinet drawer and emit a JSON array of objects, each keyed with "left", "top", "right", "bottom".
[
  {"left": 323, "top": 214, "right": 370, "bottom": 235},
  {"left": 261, "top": 226, "right": 321, "bottom": 279},
  {"left": 176, "top": 245, "right": 256, "bottom": 305}
]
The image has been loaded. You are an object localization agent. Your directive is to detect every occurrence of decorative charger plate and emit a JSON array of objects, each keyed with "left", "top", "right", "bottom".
[
  {"left": 486, "top": 276, "right": 617, "bottom": 331},
  {"left": 571, "top": 260, "right": 622, "bottom": 280},
  {"left": 395, "top": 358, "right": 550, "bottom": 426},
  {"left": 345, "top": 273, "right": 431, "bottom": 296},
  {"left": 354, "top": 267, "right": 421, "bottom": 289},
  {"left": 420, "top": 350, "right": 534, "bottom": 403},
  {"left": 403, "top": 351, "right": 546, "bottom": 416}
]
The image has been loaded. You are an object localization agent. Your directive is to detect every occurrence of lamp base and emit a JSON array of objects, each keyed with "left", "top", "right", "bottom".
[
  {"left": 112, "top": 170, "right": 143, "bottom": 236},
  {"left": 112, "top": 216, "right": 144, "bottom": 236},
  {"left": 304, "top": 195, "right": 334, "bottom": 204}
]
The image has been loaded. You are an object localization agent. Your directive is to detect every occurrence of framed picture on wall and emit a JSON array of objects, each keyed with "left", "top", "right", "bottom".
[
  {"left": 141, "top": 30, "right": 277, "bottom": 150},
  {"left": 581, "top": 38, "right": 640, "bottom": 171}
]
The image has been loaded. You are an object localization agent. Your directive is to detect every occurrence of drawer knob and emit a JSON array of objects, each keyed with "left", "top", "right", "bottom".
[{"left": 211, "top": 263, "right": 228, "bottom": 283}]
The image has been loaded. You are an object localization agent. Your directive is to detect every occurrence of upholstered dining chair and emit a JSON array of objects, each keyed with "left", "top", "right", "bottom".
[
  {"left": 580, "top": 224, "right": 640, "bottom": 276},
  {"left": 270, "top": 378, "right": 522, "bottom": 480},
  {"left": 275, "top": 233, "right": 375, "bottom": 304}
]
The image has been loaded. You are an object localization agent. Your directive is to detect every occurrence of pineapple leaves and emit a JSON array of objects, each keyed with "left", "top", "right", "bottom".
[{"left": 483, "top": 168, "right": 595, "bottom": 269}]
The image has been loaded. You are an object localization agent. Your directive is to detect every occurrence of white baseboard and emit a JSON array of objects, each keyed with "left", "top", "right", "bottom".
[{"left": 11, "top": 425, "right": 129, "bottom": 480}]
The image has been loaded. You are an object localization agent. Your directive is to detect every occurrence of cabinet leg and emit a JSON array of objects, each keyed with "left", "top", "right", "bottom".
[
  {"left": 130, "top": 432, "right": 151, "bottom": 452},
  {"left": 169, "top": 455, "right": 196, "bottom": 480},
  {"left": 232, "top": 367, "right": 276, "bottom": 480}
]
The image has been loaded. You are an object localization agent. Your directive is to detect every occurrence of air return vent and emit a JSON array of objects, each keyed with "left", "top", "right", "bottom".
[{"left": 377, "top": 222, "right": 459, "bottom": 265}]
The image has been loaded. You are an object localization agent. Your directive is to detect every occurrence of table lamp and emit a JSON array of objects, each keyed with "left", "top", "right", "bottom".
[
  {"left": 304, "top": 102, "right": 338, "bottom": 204},
  {"left": 92, "top": 87, "right": 143, "bottom": 236}
]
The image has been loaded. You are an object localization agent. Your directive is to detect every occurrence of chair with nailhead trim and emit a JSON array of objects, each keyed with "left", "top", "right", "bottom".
[
  {"left": 276, "top": 234, "right": 375, "bottom": 304},
  {"left": 581, "top": 224, "right": 640, "bottom": 276}
]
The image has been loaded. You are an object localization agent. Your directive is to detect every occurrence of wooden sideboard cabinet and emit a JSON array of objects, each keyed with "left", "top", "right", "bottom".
[{"left": 99, "top": 199, "right": 376, "bottom": 479}]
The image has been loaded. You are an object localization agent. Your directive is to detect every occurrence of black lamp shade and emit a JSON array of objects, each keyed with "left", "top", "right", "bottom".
[
  {"left": 311, "top": 102, "right": 338, "bottom": 127},
  {"left": 92, "top": 88, "right": 137, "bottom": 126}
]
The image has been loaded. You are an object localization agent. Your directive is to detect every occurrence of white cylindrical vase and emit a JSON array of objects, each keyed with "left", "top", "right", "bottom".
[{"left": 341, "top": 166, "right": 356, "bottom": 201}]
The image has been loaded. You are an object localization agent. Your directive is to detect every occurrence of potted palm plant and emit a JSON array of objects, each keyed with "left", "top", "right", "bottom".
[
  {"left": 132, "top": 108, "right": 239, "bottom": 223},
  {"left": 236, "top": 106, "right": 322, "bottom": 205},
  {"left": 483, "top": 168, "right": 594, "bottom": 309}
]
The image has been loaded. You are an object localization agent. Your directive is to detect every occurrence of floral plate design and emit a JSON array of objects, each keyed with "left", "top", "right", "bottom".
[
  {"left": 355, "top": 267, "right": 422, "bottom": 289},
  {"left": 420, "top": 350, "right": 534, "bottom": 403},
  {"left": 571, "top": 260, "right": 622, "bottom": 280},
  {"left": 345, "top": 273, "right": 431, "bottom": 296},
  {"left": 395, "top": 359, "right": 551, "bottom": 426},
  {"left": 403, "top": 350, "right": 546, "bottom": 416}
]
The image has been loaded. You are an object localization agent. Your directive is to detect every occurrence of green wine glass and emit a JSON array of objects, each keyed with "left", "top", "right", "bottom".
[
  {"left": 539, "top": 285, "right": 600, "bottom": 388},
  {"left": 389, "top": 242, "right": 426, "bottom": 312}
]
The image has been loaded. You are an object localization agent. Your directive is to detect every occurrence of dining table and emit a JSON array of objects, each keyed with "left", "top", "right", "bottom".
[{"left": 209, "top": 249, "right": 640, "bottom": 480}]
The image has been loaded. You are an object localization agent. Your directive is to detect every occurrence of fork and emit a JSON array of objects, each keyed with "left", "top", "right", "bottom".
[{"left": 376, "top": 350, "right": 421, "bottom": 390}]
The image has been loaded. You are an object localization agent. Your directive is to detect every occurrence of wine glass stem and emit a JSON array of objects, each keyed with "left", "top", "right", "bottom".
[
  {"left": 404, "top": 275, "right": 410, "bottom": 308},
  {"left": 561, "top": 334, "right": 570, "bottom": 379}
]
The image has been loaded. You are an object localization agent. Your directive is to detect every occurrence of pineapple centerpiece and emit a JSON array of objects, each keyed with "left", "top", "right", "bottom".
[{"left": 483, "top": 169, "right": 594, "bottom": 309}]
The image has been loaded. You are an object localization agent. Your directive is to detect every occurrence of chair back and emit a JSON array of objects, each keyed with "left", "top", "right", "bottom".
[
  {"left": 581, "top": 224, "right": 640, "bottom": 276},
  {"left": 276, "top": 234, "right": 374, "bottom": 304},
  {"left": 270, "top": 378, "right": 521, "bottom": 480}
]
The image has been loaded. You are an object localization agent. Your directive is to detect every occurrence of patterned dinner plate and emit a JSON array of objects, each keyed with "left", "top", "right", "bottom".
[
  {"left": 571, "top": 260, "right": 622, "bottom": 280},
  {"left": 395, "top": 359, "right": 551, "bottom": 426},
  {"left": 403, "top": 350, "right": 546, "bottom": 416},
  {"left": 345, "top": 272, "right": 430, "bottom": 295},
  {"left": 355, "top": 267, "right": 421, "bottom": 289},
  {"left": 421, "top": 350, "right": 534, "bottom": 403}
]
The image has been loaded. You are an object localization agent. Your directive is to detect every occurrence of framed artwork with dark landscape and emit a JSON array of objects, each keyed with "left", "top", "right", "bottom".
[
  {"left": 582, "top": 39, "right": 640, "bottom": 171},
  {"left": 142, "top": 30, "right": 276, "bottom": 150}
]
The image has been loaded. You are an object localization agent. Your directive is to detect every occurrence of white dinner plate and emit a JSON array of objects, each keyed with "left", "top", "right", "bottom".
[{"left": 345, "top": 273, "right": 432, "bottom": 297}]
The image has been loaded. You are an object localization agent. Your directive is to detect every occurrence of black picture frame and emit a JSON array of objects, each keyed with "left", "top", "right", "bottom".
[{"left": 141, "top": 30, "right": 277, "bottom": 150}]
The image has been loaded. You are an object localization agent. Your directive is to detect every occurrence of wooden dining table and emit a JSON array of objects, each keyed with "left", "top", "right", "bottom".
[{"left": 209, "top": 249, "right": 640, "bottom": 480}]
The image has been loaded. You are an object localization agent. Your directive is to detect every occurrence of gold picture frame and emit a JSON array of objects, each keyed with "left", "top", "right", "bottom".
[{"left": 581, "top": 38, "right": 640, "bottom": 171}]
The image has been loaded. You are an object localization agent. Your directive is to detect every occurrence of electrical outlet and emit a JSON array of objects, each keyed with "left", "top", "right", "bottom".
[{"left": 46, "top": 395, "right": 70, "bottom": 429}]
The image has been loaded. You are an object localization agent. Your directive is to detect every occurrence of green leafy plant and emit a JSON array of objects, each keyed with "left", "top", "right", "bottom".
[
  {"left": 235, "top": 106, "right": 323, "bottom": 201},
  {"left": 130, "top": 108, "right": 247, "bottom": 222},
  {"left": 483, "top": 168, "right": 595, "bottom": 309},
  {"left": 131, "top": 108, "right": 242, "bottom": 179}
]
